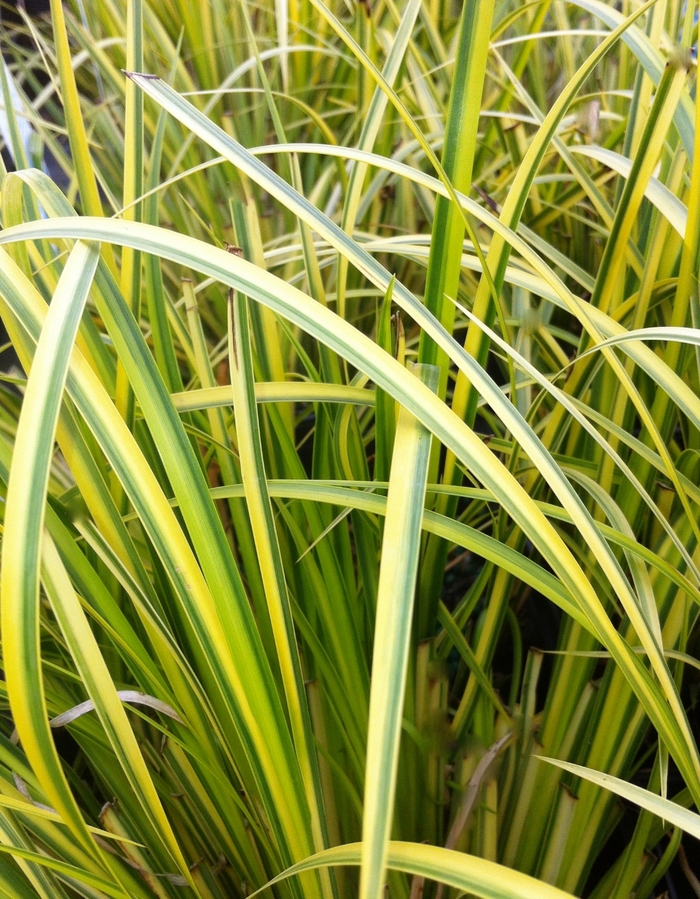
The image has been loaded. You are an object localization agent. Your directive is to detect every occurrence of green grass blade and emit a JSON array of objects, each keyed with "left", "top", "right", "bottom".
[
  {"left": 437, "top": 603, "right": 510, "bottom": 722},
  {"left": 229, "top": 287, "right": 332, "bottom": 884},
  {"left": 360, "top": 363, "right": 437, "bottom": 899},
  {"left": 253, "top": 842, "right": 577, "bottom": 899},
  {"left": 171, "top": 382, "right": 375, "bottom": 412},
  {"left": 0, "top": 60, "right": 30, "bottom": 171},
  {"left": 415, "top": 0, "right": 496, "bottom": 632},
  {"left": 418, "top": 0, "right": 494, "bottom": 368},
  {"left": 538, "top": 758, "right": 700, "bottom": 840},
  {"left": 47, "top": 0, "right": 116, "bottom": 273},
  {"left": 336, "top": 0, "right": 422, "bottom": 319},
  {"left": 0, "top": 241, "right": 113, "bottom": 863},
  {"left": 112, "top": 0, "right": 145, "bottom": 455},
  {"left": 570, "top": 145, "right": 688, "bottom": 237},
  {"left": 589, "top": 58, "right": 688, "bottom": 314}
]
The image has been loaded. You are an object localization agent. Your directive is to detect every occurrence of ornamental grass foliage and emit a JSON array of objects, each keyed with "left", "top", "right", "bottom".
[{"left": 0, "top": 0, "right": 699, "bottom": 897}]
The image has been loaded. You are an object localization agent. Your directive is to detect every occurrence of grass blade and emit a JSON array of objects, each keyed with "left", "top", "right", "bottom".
[
  {"left": 0, "top": 241, "right": 114, "bottom": 865},
  {"left": 360, "top": 363, "right": 437, "bottom": 899},
  {"left": 229, "top": 286, "right": 332, "bottom": 893},
  {"left": 254, "top": 842, "right": 577, "bottom": 899},
  {"left": 538, "top": 758, "right": 700, "bottom": 840}
]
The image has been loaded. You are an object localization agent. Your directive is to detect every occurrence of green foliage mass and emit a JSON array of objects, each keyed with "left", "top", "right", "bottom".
[{"left": 0, "top": 0, "right": 699, "bottom": 897}]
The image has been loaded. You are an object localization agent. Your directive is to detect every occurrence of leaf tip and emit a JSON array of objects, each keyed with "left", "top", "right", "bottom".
[{"left": 123, "top": 70, "right": 160, "bottom": 81}]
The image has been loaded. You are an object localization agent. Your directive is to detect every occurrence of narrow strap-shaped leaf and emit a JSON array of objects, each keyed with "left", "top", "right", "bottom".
[
  {"left": 122, "top": 0, "right": 144, "bottom": 260},
  {"left": 184, "top": 279, "right": 278, "bottom": 682},
  {"left": 590, "top": 58, "right": 688, "bottom": 315},
  {"left": 336, "top": 0, "right": 423, "bottom": 319},
  {"left": 564, "top": 471, "right": 662, "bottom": 647},
  {"left": 615, "top": 64, "right": 700, "bottom": 537},
  {"left": 570, "top": 145, "right": 687, "bottom": 237},
  {"left": 251, "top": 841, "right": 577, "bottom": 899},
  {"left": 415, "top": 0, "right": 496, "bottom": 633},
  {"left": 48, "top": 0, "right": 116, "bottom": 273},
  {"left": 171, "top": 382, "right": 375, "bottom": 412},
  {"left": 374, "top": 279, "right": 396, "bottom": 485},
  {"left": 0, "top": 60, "right": 30, "bottom": 170},
  {"left": 0, "top": 241, "right": 115, "bottom": 869},
  {"left": 235, "top": 0, "right": 336, "bottom": 406},
  {"left": 360, "top": 363, "right": 437, "bottom": 899},
  {"left": 538, "top": 758, "right": 700, "bottom": 840},
  {"left": 437, "top": 603, "right": 510, "bottom": 721},
  {"left": 418, "top": 0, "right": 494, "bottom": 367},
  {"left": 112, "top": 0, "right": 145, "bottom": 456},
  {"left": 229, "top": 287, "right": 330, "bottom": 892}
]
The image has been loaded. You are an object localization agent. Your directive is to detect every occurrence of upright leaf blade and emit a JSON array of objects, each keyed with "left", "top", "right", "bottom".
[
  {"left": 0, "top": 241, "right": 121, "bottom": 878},
  {"left": 360, "top": 363, "right": 438, "bottom": 899},
  {"left": 229, "top": 285, "right": 332, "bottom": 897}
]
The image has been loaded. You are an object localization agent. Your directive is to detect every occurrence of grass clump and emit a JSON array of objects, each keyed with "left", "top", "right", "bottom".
[{"left": 0, "top": 0, "right": 699, "bottom": 898}]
